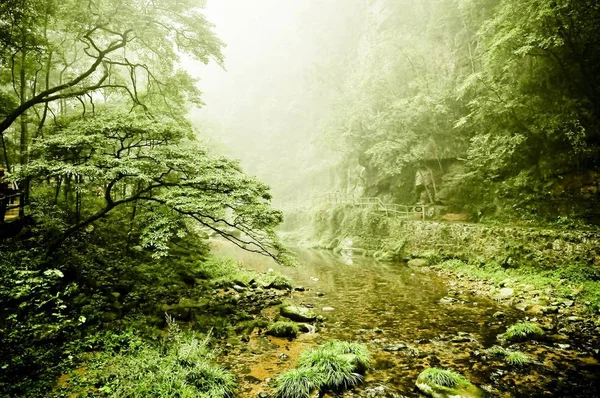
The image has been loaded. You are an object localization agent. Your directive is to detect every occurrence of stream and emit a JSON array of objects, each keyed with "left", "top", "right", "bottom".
[{"left": 212, "top": 241, "right": 600, "bottom": 397}]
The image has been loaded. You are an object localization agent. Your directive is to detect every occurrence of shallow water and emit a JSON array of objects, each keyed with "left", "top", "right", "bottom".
[{"left": 212, "top": 241, "right": 600, "bottom": 397}]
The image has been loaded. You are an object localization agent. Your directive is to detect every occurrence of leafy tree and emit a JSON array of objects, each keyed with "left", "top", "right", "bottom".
[{"left": 24, "top": 109, "right": 290, "bottom": 263}]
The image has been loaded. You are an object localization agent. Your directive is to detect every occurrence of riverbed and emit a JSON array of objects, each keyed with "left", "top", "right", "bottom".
[{"left": 212, "top": 241, "right": 600, "bottom": 397}]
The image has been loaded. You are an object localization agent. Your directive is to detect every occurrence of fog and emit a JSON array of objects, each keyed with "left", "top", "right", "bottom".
[{"left": 188, "top": 0, "right": 365, "bottom": 205}]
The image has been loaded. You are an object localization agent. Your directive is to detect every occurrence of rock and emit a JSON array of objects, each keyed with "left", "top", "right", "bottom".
[
  {"left": 557, "top": 343, "right": 570, "bottom": 349},
  {"left": 515, "top": 301, "right": 530, "bottom": 312},
  {"left": 316, "top": 315, "right": 325, "bottom": 322},
  {"left": 408, "top": 258, "right": 427, "bottom": 267},
  {"left": 233, "top": 284, "right": 246, "bottom": 292},
  {"left": 310, "top": 277, "right": 319, "bottom": 281},
  {"left": 298, "top": 323, "right": 317, "bottom": 334},
  {"left": 315, "top": 292, "right": 325, "bottom": 297},
  {"left": 563, "top": 300, "right": 574, "bottom": 307},
  {"left": 439, "top": 297, "right": 457, "bottom": 305},
  {"left": 294, "top": 286, "right": 306, "bottom": 291},
  {"left": 383, "top": 343, "right": 408, "bottom": 351},
  {"left": 567, "top": 316, "right": 583, "bottom": 322},
  {"left": 322, "top": 306, "right": 335, "bottom": 311},
  {"left": 258, "top": 392, "right": 269, "bottom": 398},
  {"left": 280, "top": 305, "right": 317, "bottom": 322},
  {"left": 495, "top": 287, "right": 515, "bottom": 299}
]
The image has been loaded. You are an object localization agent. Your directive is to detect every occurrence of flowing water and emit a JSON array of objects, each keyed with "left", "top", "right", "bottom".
[{"left": 212, "top": 241, "right": 600, "bottom": 397}]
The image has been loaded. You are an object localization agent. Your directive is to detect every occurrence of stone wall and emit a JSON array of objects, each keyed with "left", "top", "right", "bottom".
[{"left": 311, "top": 205, "right": 600, "bottom": 268}]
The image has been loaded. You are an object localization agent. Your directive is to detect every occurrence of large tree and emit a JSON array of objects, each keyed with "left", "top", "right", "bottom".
[{"left": 24, "top": 109, "right": 291, "bottom": 263}]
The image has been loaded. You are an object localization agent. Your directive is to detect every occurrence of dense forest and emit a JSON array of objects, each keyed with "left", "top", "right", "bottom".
[{"left": 1, "top": 0, "right": 600, "bottom": 397}]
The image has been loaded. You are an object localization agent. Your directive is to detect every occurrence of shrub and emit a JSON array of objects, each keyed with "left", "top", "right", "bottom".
[
  {"left": 503, "top": 322, "right": 544, "bottom": 342},
  {"left": 273, "top": 368, "right": 325, "bottom": 398},
  {"left": 416, "top": 368, "right": 471, "bottom": 388},
  {"left": 267, "top": 321, "right": 299, "bottom": 338}
]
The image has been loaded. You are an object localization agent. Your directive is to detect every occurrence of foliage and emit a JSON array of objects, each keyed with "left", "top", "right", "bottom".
[
  {"left": 320, "top": 341, "right": 373, "bottom": 371},
  {"left": 22, "top": 109, "right": 290, "bottom": 263},
  {"left": 503, "top": 322, "right": 545, "bottom": 342},
  {"left": 273, "top": 368, "right": 326, "bottom": 398},
  {"left": 416, "top": 368, "right": 471, "bottom": 388},
  {"left": 57, "top": 322, "right": 236, "bottom": 398},
  {"left": 272, "top": 341, "right": 370, "bottom": 396},
  {"left": 318, "top": 0, "right": 600, "bottom": 224},
  {"left": 504, "top": 351, "right": 531, "bottom": 367},
  {"left": 297, "top": 345, "right": 364, "bottom": 390}
]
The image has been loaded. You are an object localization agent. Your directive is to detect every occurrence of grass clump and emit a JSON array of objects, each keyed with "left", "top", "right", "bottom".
[
  {"left": 503, "top": 322, "right": 544, "bottom": 342},
  {"left": 298, "top": 348, "right": 362, "bottom": 389},
  {"left": 417, "top": 368, "right": 471, "bottom": 388},
  {"left": 321, "top": 341, "right": 373, "bottom": 371},
  {"left": 272, "top": 341, "right": 371, "bottom": 396},
  {"left": 273, "top": 368, "right": 325, "bottom": 398},
  {"left": 267, "top": 321, "right": 300, "bottom": 338},
  {"left": 504, "top": 351, "right": 531, "bottom": 367}
]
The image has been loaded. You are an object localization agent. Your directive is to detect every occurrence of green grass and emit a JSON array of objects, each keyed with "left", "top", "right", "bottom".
[
  {"left": 57, "top": 322, "right": 237, "bottom": 398},
  {"left": 321, "top": 341, "right": 372, "bottom": 371},
  {"left": 273, "top": 341, "right": 371, "bottom": 396},
  {"left": 298, "top": 348, "right": 363, "bottom": 389},
  {"left": 435, "top": 259, "right": 600, "bottom": 312},
  {"left": 503, "top": 322, "right": 544, "bottom": 342},
  {"left": 416, "top": 368, "right": 471, "bottom": 388},
  {"left": 267, "top": 321, "right": 299, "bottom": 338},
  {"left": 504, "top": 351, "right": 531, "bottom": 367},
  {"left": 273, "top": 368, "right": 325, "bottom": 398},
  {"left": 195, "top": 256, "right": 256, "bottom": 286}
]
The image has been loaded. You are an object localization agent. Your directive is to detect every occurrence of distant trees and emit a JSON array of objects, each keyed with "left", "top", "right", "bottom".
[{"left": 321, "top": 0, "right": 600, "bottom": 222}]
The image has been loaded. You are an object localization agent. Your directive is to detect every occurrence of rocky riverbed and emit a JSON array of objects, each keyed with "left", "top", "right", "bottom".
[{"left": 211, "top": 241, "right": 600, "bottom": 397}]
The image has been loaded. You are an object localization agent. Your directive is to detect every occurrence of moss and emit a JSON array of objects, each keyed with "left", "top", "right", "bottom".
[
  {"left": 502, "top": 322, "right": 544, "bottom": 342},
  {"left": 266, "top": 321, "right": 299, "bottom": 338}
]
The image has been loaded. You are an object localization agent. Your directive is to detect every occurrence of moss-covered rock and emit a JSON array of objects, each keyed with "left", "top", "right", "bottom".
[
  {"left": 266, "top": 321, "right": 299, "bottom": 338},
  {"left": 280, "top": 305, "right": 317, "bottom": 322},
  {"left": 415, "top": 368, "right": 483, "bottom": 398}
]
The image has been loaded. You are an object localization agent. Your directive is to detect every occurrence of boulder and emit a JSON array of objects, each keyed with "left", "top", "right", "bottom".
[{"left": 280, "top": 305, "right": 317, "bottom": 322}]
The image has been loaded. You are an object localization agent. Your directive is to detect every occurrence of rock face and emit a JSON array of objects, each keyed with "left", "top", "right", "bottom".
[{"left": 280, "top": 305, "right": 317, "bottom": 322}]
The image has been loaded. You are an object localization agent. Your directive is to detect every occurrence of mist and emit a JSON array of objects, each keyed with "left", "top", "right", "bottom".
[{"left": 188, "top": 0, "right": 365, "bottom": 205}]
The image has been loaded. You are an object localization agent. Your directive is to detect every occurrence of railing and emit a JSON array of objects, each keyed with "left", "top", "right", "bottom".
[
  {"left": 314, "top": 192, "right": 426, "bottom": 221},
  {"left": 0, "top": 192, "right": 24, "bottom": 222}
]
